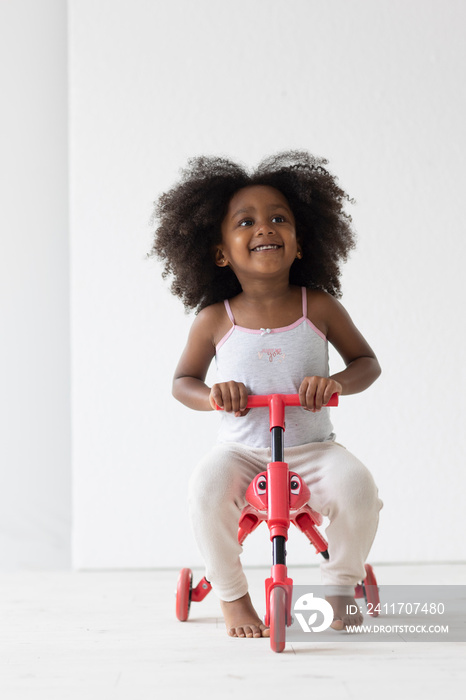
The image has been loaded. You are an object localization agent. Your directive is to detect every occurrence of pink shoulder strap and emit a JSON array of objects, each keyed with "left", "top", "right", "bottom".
[{"left": 224, "top": 299, "right": 235, "bottom": 325}]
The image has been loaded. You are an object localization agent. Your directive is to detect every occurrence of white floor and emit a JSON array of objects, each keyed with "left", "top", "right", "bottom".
[{"left": 0, "top": 564, "right": 465, "bottom": 699}]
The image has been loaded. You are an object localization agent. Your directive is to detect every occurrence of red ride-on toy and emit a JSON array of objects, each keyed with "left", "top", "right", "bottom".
[{"left": 175, "top": 393, "right": 380, "bottom": 652}]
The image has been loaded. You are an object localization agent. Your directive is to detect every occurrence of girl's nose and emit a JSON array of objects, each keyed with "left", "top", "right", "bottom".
[{"left": 256, "top": 223, "right": 274, "bottom": 235}]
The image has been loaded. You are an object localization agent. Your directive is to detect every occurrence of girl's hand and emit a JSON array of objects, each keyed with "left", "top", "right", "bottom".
[
  {"left": 209, "top": 381, "right": 250, "bottom": 417},
  {"left": 298, "top": 376, "right": 343, "bottom": 412}
]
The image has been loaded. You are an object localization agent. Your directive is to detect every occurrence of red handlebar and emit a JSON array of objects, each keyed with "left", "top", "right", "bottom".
[
  {"left": 243, "top": 393, "right": 339, "bottom": 409},
  {"left": 215, "top": 393, "right": 339, "bottom": 410},
  {"left": 215, "top": 392, "right": 339, "bottom": 430}
]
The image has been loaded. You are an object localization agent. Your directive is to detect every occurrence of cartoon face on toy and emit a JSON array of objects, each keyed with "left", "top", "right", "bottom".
[
  {"left": 245, "top": 472, "right": 268, "bottom": 510},
  {"left": 289, "top": 473, "right": 311, "bottom": 509},
  {"left": 245, "top": 471, "right": 311, "bottom": 511}
]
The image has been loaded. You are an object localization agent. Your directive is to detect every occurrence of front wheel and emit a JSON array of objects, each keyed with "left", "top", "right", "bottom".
[
  {"left": 270, "top": 586, "right": 287, "bottom": 653},
  {"left": 176, "top": 568, "right": 192, "bottom": 621}
]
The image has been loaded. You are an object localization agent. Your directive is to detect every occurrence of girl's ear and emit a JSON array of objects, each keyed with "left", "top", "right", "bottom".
[
  {"left": 214, "top": 246, "right": 228, "bottom": 267},
  {"left": 296, "top": 243, "right": 303, "bottom": 260}
]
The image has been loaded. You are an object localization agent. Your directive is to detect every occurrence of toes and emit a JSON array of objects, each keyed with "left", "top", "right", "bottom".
[
  {"left": 228, "top": 624, "right": 268, "bottom": 638},
  {"left": 330, "top": 618, "right": 344, "bottom": 630}
]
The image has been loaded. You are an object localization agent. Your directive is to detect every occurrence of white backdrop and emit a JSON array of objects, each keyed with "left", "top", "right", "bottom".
[
  {"left": 0, "top": 0, "right": 70, "bottom": 570},
  {"left": 69, "top": 0, "right": 466, "bottom": 569},
  {"left": 1, "top": 0, "right": 465, "bottom": 572}
]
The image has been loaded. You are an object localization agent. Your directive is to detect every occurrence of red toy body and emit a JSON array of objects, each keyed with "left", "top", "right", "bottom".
[{"left": 175, "top": 393, "right": 379, "bottom": 652}]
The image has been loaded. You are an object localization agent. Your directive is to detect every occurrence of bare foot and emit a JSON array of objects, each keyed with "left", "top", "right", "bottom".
[
  {"left": 326, "top": 595, "right": 363, "bottom": 630},
  {"left": 220, "top": 593, "right": 270, "bottom": 638}
]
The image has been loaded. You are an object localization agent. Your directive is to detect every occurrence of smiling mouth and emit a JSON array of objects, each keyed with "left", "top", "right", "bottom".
[{"left": 251, "top": 244, "right": 282, "bottom": 252}]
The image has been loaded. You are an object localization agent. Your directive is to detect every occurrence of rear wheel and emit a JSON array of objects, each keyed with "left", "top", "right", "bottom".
[
  {"left": 176, "top": 568, "right": 192, "bottom": 621},
  {"left": 270, "top": 586, "right": 287, "bottom": 653},
  {"left": 363, "top": 564, "right": 380, "bottom": 616}
]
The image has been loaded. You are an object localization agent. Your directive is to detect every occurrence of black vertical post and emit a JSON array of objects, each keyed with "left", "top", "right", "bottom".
[
  {"left": 271, "top": 426, "right": 284, "bottom": 463},
  {"left": 271, "top": 425, "right": 286, "bottom": 566},
  {"left": 273, "top": 536, "right": 287, "bottom": 565}
]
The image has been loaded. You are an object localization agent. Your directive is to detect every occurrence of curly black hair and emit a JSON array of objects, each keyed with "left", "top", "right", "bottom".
[{"left": 150, "top": 150, "right": 356, "bottom": 313}]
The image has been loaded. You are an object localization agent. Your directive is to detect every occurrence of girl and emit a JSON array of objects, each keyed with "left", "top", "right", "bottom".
[{"left": 151, "top": 151, "right": 383, "bottom": 639}]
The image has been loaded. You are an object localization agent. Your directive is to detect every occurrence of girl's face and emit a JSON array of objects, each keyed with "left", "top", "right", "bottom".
[{"left": 216, "top": 185, "right": 301, "bottom": 282}]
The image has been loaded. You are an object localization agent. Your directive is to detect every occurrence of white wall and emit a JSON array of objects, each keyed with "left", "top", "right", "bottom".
[
  {"left": 0, "top": 0, "right": 70, "bottom": 569},
  {"left": 0, "top": 0, "right": 465, "bottom": 569},
  {"left": 69, "top": 0, "right": 466, "bottom": 570},
  {"left": 3, "top": 0, "right": 463, "bottom": 572}
]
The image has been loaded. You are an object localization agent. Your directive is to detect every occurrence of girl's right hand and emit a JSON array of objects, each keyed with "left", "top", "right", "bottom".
[{"left": 209, "top": 381, "right": 250, "bottom": 417}]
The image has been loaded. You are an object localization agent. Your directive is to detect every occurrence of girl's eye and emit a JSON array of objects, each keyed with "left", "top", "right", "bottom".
[{"left": 239, "top": 215, "right": 285, "bottom": 227}]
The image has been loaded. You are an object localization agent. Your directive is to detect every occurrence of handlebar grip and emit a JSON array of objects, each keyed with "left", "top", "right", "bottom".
[{"left": 214, "top": 392, "right": 339, "bottom": 410}]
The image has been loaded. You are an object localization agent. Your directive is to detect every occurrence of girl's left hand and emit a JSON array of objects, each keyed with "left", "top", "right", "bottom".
[{"left": 298, "top": 376, "right": 343, "bottom": 412}]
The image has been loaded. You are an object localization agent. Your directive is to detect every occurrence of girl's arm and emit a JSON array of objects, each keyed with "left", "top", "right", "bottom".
[
  {"left": 172, "top": 308, "right": 217, "bottom": 411},
  {"left": 172, "top": 305, "right": 249, "bottom": 415},
  {"left": 325, "top": 294, "right": 381, "bottom": 394},
  {"left": 300, "top": 292, "right": 381, "bottom": 411}
]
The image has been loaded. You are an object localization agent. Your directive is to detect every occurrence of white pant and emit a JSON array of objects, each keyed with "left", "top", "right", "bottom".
[{"left": 188, "top": 440, "right": 383, "bottom": 602}]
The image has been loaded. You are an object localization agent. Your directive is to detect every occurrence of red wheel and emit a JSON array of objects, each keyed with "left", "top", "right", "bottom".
[
  {"left": 176, "top": 568, "right": 192, "bottom": 621},
  {"left": 363, "top": 564, "right": 380, "bottom": 616},
  {"left": 270, "top": 586, "right": 287, "bottom": 653}
]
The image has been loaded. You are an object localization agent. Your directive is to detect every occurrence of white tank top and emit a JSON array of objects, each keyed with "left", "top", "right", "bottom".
[{"left": 215, "top": 287, "right": 336, "bottom": 448}]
